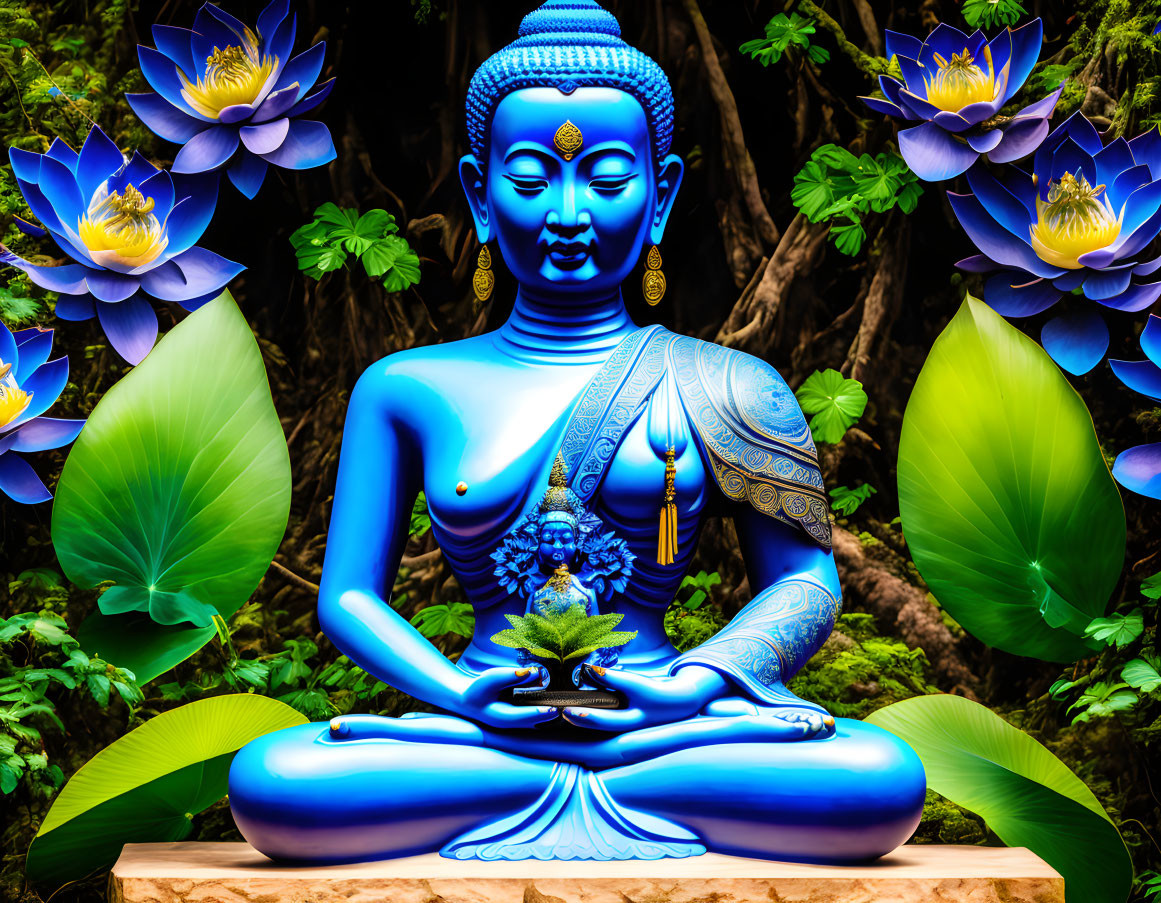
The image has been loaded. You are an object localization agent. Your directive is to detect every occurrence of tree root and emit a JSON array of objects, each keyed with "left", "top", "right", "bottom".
[{"left": 844, "top": 217, "right": 910, "bottom": 384}]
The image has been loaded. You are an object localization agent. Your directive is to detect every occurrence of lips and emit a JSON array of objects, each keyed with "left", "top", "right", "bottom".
[{"left": 545, "top": 240, "right": 592, "bottom": 270}]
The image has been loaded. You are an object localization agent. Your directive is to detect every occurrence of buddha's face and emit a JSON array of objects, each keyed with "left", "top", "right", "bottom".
[
  {"left": 460, "top": 86, "right": 683, "bottom": 295},
  {"left": 538, "top": 516, "right": 578, "bottom": 569}
]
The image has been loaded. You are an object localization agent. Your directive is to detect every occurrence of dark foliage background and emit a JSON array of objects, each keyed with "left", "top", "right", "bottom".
[{"left": 1, "top": 0, "right": 1159, "bottom": 899}]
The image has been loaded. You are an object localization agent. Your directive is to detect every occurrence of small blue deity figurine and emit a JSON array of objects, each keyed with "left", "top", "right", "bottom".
[{"left": 229, "top": 0, "right": 926, "bottom": 864}]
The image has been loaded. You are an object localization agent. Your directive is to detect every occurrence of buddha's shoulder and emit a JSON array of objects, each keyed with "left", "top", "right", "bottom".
[
  {"left": 353, "top": 336, "right": 497, "bottom": 393},
  {"left": 664, "top": 331, "right": 811, "bottom": 442}
]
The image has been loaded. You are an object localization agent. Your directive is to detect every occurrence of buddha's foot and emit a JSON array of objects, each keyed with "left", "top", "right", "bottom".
[{"left": 440, "top": 761, "right": 705, "bottom": 861}]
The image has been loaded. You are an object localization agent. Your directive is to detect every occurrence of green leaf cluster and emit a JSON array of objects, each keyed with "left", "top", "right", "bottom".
[
  {"left": 829, "top": 482, "right": 876, "bottom": 516},
  {"left": 411, "top": 601, "right": 475, "bottom": 639},
  {"left": 290, "top": 203, "right": 421, "bottom": 291},
  {"left": 740, "top": 13, "right": 829, "bottom": 67},
  {"left": 961, "top": 0, "right": 1026, "bottom": 29},
  {"left": 791, "top": 145, "right": 922, "bottom": 256},
  {"left": 795, "top": 368, "right": 868, "bottom": 443},
  {"left": 676, "top": 570, "right": 721, "bottom": 612},
  {"left": 491, "top": 603, "right": 637, "bottom": 663},
  {"left": 1, "top": 606, "right": 141, "bottom": 797}
]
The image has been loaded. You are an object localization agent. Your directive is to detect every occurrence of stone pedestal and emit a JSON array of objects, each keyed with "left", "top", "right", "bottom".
[{"left": 108, "top": 842, "right": 1063, "bottom": 903}]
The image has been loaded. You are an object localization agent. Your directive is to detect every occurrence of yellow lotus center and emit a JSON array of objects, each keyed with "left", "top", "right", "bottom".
[
  {"left": 78, "top": 183, "right": 168, "bottom": 270},
  {"left": 0, "top": 360, "right": 32, "bottom": 429},
  {"left": 1029, "top": 172, "right": 1123, "bottom": 270},
  {"left": 179, "top": 35, "right": 277, "bottom": 119},
  {"left": 925, "top": 47, "right": 996, "bottom": 112}
]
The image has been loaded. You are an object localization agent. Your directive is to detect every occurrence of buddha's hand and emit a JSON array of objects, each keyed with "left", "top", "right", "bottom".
[
  {"left": 457, "top": 666, "right": 560, "bottom": 729},
  {"left": 562, "top": 663, "right": 729, "bottom": 732}
]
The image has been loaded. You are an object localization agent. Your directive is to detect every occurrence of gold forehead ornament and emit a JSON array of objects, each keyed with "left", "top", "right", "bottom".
[{"left": 553, "top": 120, "right": 583, "bottom": 160}]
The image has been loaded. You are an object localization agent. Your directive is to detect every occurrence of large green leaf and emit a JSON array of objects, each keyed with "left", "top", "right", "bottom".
[
  {"left": 867, "top": 695, "right": 1132, "bottom": 903},
  {"left": 52, "top": 291, "right": 292, "bottom": 682},
  {"left": 897, "top": 295, "right": 1125, "bottom": 661},
  {"left": 26, "top": 694, "right": 306, "bottom": 885}
]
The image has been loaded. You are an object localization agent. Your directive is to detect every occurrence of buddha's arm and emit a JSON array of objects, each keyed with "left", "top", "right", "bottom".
[
  {"left": 667, "top": 508, "right": 842, "bottom": 705},
  {"left": 317, "top": 366, "right": 475, "bottom": 710}
]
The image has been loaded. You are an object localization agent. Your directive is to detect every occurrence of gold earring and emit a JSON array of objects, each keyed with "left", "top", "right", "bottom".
[
  {"left": 642, "top": 245, "right": 666, "bottom": 306},
  {"left": 473, "top": 245, "right": 494, "bottom": 303}
]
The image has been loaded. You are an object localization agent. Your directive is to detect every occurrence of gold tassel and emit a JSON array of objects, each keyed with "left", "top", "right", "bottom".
[{"left": 657, "top": 446, "right": 677, "bottom": 565}]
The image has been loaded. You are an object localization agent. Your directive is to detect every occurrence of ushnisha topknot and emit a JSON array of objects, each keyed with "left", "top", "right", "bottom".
[{"left": 465, "top": 0, "right": 676, "bottom": 163}]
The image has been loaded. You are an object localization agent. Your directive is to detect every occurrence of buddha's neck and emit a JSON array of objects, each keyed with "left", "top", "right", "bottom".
[{"left": 495, "top": 287, "right": 637, "bottom": 365}]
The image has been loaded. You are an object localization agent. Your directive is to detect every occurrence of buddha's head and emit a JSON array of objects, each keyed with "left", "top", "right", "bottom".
[
  {"left": 460, "top": 0, "right": 683, "bottom": 296},
  {"left": 537, "top": 511, "right": 579, "bottom": 570}
]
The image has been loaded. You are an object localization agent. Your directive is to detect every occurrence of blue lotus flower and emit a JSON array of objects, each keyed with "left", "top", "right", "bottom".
[
  {"left": 1109, "top": 314, "right": 1161, "bottom": 499},
  {"left": 949, "top": 113, "right": 1161, "bottom": 375},
  {"left": 127, "top": 0, "right": 336, "bottom": 199},
  {"left": 860, "top": 20, "right": 1062, "bottom": 181},
  {"left": 1, "top": 126, "right": 242, "bottom": 365},
  {"left": 0, "top": 324, "right": 83, "bottom": 504}
]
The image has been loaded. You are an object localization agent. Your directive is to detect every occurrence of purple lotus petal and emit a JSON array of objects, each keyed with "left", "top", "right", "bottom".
[
  {"left": 984, "top": 272, "right": 1063, "bottom": 317},
  {"left": 1009, "top": 84, "right": 1064, "bottom": 123},
  {"left": 283, "top": 78, "right": 335, "bottom": 119},
  {"left": 1082, "top": 266, "right": 1134, "bottom": 301},
  {"left": 860, "top": 94, "right": 905, "bottom": 118},
  {"left": 137, "top": 169, "right": 176, "bottom": 223},
  {"left": 0, "top": 453, "right": 51, "bottom": 504},
  {"left": 965, "top": 163, "right": 1031, "bottom": 236},
  {"left": 203, "top": 2, "right": 252, "bottom": 45},
  {"left": 125, "top": 92, "right": 207, "bottom": 144},
  {"left": 86, "top": 270, "right": 140, "bottom": 303},
  {"left": 0, "top": 325, "right": 16, "bottom": 370},
  {"left": 38, "top": 155, "right": 85, "bottom": 225},
  {"left": 44, "top": 137, "right": 78, "bottom": 173},
  {"left": 0, "top": 250, "right": 90, "bottom": 295},
  {"left": 9, "top": 147, "right": 41, "bottom": 183},
  {"left": 1113, "top": 443, "right": 1161, "bottom": 500},
  {"left": 14, "top": 175, "right": 67, "bottom": 238},
  {"left": 1110, "top": 358, "right": 1161, "bottom": 399},
  {"left": 955, "top": 254, "right": 1000, "bottom": 273},
  {"left": 987, "top": 30, "right": 1013, "bottom": 100},
  {"left": 176, "top": 289, "right": 226, "bottom": 312},
  {"left": 1041, "top": 310, "right": 1109, "bottom": 375},
  {"left": 253, "top": 84, "right": 300, "bottom": 123},
  {"left": 53, "top": 293, "right": 96, "bottom": 321},
  {"left": 1129, "top": 129, "right": 1161, "bottom": 181},
  {"left": 1055, "top": 111, "right": 1104, "bottom": 157},
  {"left": 1117, "top": 180, "right": 1161, "bottom": 242},
  {"left": 240, "top": 118, "right": 290, "bottom": 155},
  {"left": 267, "top": 12, "right": 297, "bottom": 71},
  {"left": 259, "top": 119, "right": 336, "bottom": 170},
  {"left": 1109, "top": 164, "right": 1151, "bottom": 210},
  {"left": 1135, "top": 256, "right": 1161, "bottom": 278},
  {"left": 1053, "top": 270, "right": 1087, "bottom": 292},
  {"left": 1049, "top": 137, "right": 1098, "bottom": 190},
  {"left": 219, "top": 103, "right": 258, "bottom": 125},
  {"left": 897, "top": 88, "right": 942, "bottom": 122},
  {"left": 172, "top": 126, "right": 240, "bottom": 174},
  {"left": 1141, "top": 314, "right": 1161, "bottom": 367},
  {"left": 899, "top": 122, "right": 979, "bottom": 182},
  {"left": 76, "top": 127, "right": 124, "bottom": 202},
  {"left": 193, "top": 6, "right": 250, "bottom": 73},
  {"left": 1094, "top": 138, "right": 1135, "bottom": 189},
  {"left": 3, "top": 355, "right": 67, "bottom": 431},
  {"left": 13, "top": 216, "right": 45, "bottom": 238},
  {"left": 257, "top": 0, "right": 292, "bottom": 51},
  {"left": 109, "top": 151, "right": 161, "bottom": 195},
  {"left": 949, "top": 192, "right": 1064, "bottom": 278},
  {"left": 11, "top": 330, "right": 52, "bottom": 384},
  {"left": 933, "top": 110, "right": 976, "bottom": 134},
  {"left": 272, "top": 41, "right": 325, "bottom": 102},
  {"left": 920, "top": 23, "right": 975, "bottom": 70},
  {"left": 227, "top": 153, "right": 269, "bottom": 199},
  {"left": 139, "top": 248, "right": 243, "bottom": 303},
  {"left": 999, "top": 19, "right": 1043, "bottom": 105},
  {"left": 884, "top": 30, "right": 923, "bottom": 62},
  {"left": 967, "top": 130, "right": 1005, "bottom": 157},
  {"left": 1095, "top": 280, "right": 1161, "bottom": 312},
  {"left": 97, "top": 295, "right": 158, "bottom": 365},
  {"left": 952, "top": 101, "right": 1000, "bottom": 129},
  {"left": 138, "top": 45, "right": 211, "bottom": 122},
  {"left": 1078, "top": 248, "right": 1118, "bottom": 270},
  {"left": 990, "top": 119, "right": 1050, "bottom": 165},
  {"left": 163, "top": 176, "right": 219, "bottom": 256},
  {"left": 150, "top": 24, "right": 198, "bottom": 80},
  {"left": 7, "top": 418, "right": 84, "bottom": 453},
  {"left": 1109, "top": 205, "right": 1161, "bottom": 263}
]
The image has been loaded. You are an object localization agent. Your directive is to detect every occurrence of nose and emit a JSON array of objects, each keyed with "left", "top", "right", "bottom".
[{"left": 545, "top": 208, "right": 592, "bottom": 238}]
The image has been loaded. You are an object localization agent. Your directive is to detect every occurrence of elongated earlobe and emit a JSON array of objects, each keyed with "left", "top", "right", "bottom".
[
  {"left": 459, "top": 154, "right": 491, "bottom": 244},
  {"left": 649, "top": 153, "right": 684, "bottom": 246}
]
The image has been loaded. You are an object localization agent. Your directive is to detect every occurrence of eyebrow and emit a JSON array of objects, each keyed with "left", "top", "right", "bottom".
[
  {"left": 503, "top": 142, "right": 556, "bottom": 164},
  {"left": 576, "top": 141, "right": 637, "bottom": 162}
]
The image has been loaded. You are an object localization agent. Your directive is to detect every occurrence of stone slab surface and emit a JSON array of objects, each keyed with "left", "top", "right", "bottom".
[{"left": 108, "top": 842, "right": 1064, "bottom": 903}]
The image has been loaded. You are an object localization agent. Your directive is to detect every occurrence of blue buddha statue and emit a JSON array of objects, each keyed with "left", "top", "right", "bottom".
[{"left": 228, "top": 0, "right": 926, "bottom": 864}]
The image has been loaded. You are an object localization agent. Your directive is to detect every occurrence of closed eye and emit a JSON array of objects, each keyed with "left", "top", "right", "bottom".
[
  {"left": 589, "top": 175, "right": 636, "bottom": 194},
  {"left": 504, "top": 174, "right": 548, "bottom": 194}
]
